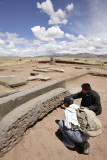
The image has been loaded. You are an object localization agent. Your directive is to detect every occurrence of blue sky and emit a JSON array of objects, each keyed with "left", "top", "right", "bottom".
[{"left": 0, "top": 0, "right": 107, "bottom": 56}]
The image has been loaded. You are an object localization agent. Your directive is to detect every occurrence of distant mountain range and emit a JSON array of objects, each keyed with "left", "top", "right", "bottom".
[{"left": 37, "top": 53, "right": 107, "bottom": 59}]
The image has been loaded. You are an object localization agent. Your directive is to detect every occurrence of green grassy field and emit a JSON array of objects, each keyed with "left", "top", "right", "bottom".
[{"left": 0, "top": 56, "right": 107, "bottom": 67}]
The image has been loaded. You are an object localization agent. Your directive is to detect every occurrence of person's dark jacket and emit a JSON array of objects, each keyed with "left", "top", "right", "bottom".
[{"left": 68, "top": 89, "right": 102, "bottom": 116}]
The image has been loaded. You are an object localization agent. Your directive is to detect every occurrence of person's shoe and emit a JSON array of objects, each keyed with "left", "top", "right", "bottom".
[
  {"left": 62, "top": 138, "right": 75, "bottom": 149},
  {"left": 82, "top": 141, "right": 90, "bottom": 155}
]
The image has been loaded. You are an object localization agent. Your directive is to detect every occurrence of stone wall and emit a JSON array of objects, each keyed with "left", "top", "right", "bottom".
[
  {"left": 0, "top": 78, "right": 66, "bottom": 121},
  {"left": 0, "top": 88, "right": 70, "bottom": 153}
]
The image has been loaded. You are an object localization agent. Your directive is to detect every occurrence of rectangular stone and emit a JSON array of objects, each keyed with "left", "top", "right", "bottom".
[
  {"left": 0, "top": 78, "right": 66, "bottom": 120},
  {"left": 28, "top": 75, "right": 51, "bottom": 81},
  {"left": 36, "top": 66, "right": 50, "bottom": 69},
  {"left": 30, "top": 72, "right": 39, "bottom": 76},
  {"left": 0, "top": 76, "right": 28, "bottom": 88},
  {"left": 48, "top": 67, "right": 64, "bottom": 72},
  {"left": 33, "top": 68, "right": 53, "bottom": 72}
]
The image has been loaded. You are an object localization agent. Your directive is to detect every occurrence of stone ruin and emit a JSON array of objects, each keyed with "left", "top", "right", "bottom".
[
  {"left": 0, "top": 78, "right": 70, "bottom": 153},
  {"left": 0, "top": 70, "right": 106, "bottom": 154},
  {"left": 50, "top": 57, "right": 56, "bottom": 65}
]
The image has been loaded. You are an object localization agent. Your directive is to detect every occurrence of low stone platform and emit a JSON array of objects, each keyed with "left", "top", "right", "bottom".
[
  {"left": 0, "top": 76, "right": 28, "bottom": 88},
  {"left": 33, "top": 68, "right": 53, "bottom": 72},
  {"left": 28, "top": 75, "right": 51, "bottom": 81},
  {"left": 0, "top": 88, "right": 69, "bottom": 153},
  {"left": 48, "top": 67, "right": 64, "bottom": 72},
  {"left": 33, "top": 67, "right": 64, "bottom": 73},
  {"left": 0, "top": 78, "right": 66, "bottom": 121}
]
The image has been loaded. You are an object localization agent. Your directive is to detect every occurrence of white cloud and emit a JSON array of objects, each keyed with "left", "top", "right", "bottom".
[
  {"left": 0, "top": 28, "right": 107, "bottom": 57},
  {"left": 65, "top": 33, "right": 76, "bottom": 41},
  {"left": 37, "top": 0, "right": 68, "bottom": 25},
  {"left": 5, "top": 32, "right": 30, "bottom": 47},
  {"left": 0, "top": 0, "right": 107, "bottom": 57},
  {"left": 31, "top": 25, "right": 64, "bottom": 42},
  {"left": 37, "top": 0, "right": 54, "bottom": 16},
  {"left": 0, "top": 39, "right": 5, "bottom": 46},
  {"left": 65, "top": 33, "right": 107, "bottom": 54},
  {"left": 66, "top": 3, "right": 74, "bottom": 12},
  {"left": 0, "top": 32, "right": 40, "bottom": 57}
]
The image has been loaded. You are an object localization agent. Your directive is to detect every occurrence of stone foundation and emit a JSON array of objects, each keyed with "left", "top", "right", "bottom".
[
  {"left": 0, "top": 88, "right": 69, "bottom": 153},
  {"left": 0, "top": 78, "right": 66, "bottom": 121}
]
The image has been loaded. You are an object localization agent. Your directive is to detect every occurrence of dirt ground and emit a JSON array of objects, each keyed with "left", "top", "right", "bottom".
[
  {"left": 0, "top": 62, "right": 107, "bottom": 160},
  {"left": 0, "top": 61, "right": 106, "bottom": 93}
]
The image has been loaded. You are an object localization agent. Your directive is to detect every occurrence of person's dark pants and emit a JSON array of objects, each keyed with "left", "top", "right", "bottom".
[{"left": 58, "top": 120, "right": 89, "bottom": 148}]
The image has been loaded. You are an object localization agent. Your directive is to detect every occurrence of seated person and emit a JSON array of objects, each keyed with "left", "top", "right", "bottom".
[{"left": 58, "top": 97, "right": 90, "bottom": 155}]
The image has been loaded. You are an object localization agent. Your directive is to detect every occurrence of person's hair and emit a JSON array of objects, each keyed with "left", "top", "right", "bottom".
[
  {"left": 64, "top": 96, "right": 73, "bottom": 106},
  {"left": 81, "top": 83, "right": 91, "bottom": 90}
]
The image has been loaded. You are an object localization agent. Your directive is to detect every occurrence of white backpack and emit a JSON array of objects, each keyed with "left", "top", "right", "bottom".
[{"left": 77, "top": 107, "right": 102, "bottom": 137}]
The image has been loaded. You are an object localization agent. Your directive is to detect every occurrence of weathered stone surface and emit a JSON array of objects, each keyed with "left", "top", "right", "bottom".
[
  {"left": 30, "top": 72, "right": 39, "bottom": 76},
  {"left": 28, "top": 75, "right": 51, "bottom": 81},
  {"left": 37, "top": 66, "right": 50, "bottom": 69},
  {"left": 33, "top": 67, "right": 64, "bottom": 73},
  {"left": 0, "top": 88, "right": 70, "bottom": 153},
  {"left": 33, "top": 68, "right": 53, "bottom": 72},
  {"left": 48, "top": 67, "right": 64, "bottom": 72},
  {"left": 0, "top": 78, "right": 66, "bottom": 120},
  {"left": 50, "top": 57, "right": 55, "bottom": 65},
  {"left": 0, "top": 76, "right": 28, "bottom": 88},
  {"left": 0, "top": 90, "right": 23, "bottom": 98}
]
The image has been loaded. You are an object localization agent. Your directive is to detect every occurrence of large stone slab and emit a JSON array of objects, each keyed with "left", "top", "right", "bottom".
[
  {"left": 48, "top": 67, "right": 64, "bottom": 72},
  {"left": 0, "top": 78, "right": 66, "bottom": 120},
  {"left": 36, "top": 66, "right": 50, "bottom": 69},
  {"left": 0, "top": 88, "right": 70, "bottom": 153},
  {"left": 33, "top": 68, "right": 53, "bottom": 72},
  {"left": 28, "top": 75, "right": 51, "bottom": 81},
  {"left": 33, "top": 67, "right": 64, "bottom": 73},
  {"left": 0, "top": 76, "right": 28, "bottom": 88}
]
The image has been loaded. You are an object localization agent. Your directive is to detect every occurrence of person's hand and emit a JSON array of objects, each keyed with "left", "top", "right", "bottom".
[
  {"left": 60, "top": 97, "right": 64, "bottom": 101},
  {"left": 59, "top": 97, "right": 64, "bottom": 105},
  {"left": 81, "top": 106, "right": 89, "bottom": 109},
  {"left": 84, "top": 106, "right": 89, "bottom": 109},
  {"left": 60, "top": 105, "right": 65, "bottom": 110},
  {"left": 58, "top": 98, "right": 65, "bottom": 109}
]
